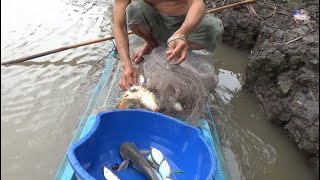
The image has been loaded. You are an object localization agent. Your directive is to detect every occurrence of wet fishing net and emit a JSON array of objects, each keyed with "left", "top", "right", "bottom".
[{"left": 137, "top": 46, "right": 218, "bottom": 125}]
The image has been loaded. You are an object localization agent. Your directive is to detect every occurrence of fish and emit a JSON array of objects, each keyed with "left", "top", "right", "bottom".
[
  {"left": 147, "top": 147, "right": 172, "bottom": 180},
  {"left": 158, "top": 159, "right": 171, "bottom": 180},
  {"left": 123, "top": 85, "right": 159, "bottom": 111},
  {"left": 173, "top": 102, "right": 183, "bottom": 111},
  {"left": 103, "top": 165, "right": 120, "bottom": 180},
  {"left": 138, "top": 74, "right": 146, "bottom": 85},
  {"left": 118, "top": 142, "right": 162, "bottom": 180}
]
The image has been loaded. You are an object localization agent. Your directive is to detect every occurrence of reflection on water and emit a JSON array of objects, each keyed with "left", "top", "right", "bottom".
[
  {"left": 215, "top": 69, "right": 242, "bottom": 104},
  {"left": 1, "top": 0, "right": 316, "bottom": 179}
]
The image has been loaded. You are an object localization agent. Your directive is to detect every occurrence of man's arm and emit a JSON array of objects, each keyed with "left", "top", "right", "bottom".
[
  {"left": 113, "top": 0, "right": 131, "bottom": 67},
  {"left": 175, "top": 0, "right": 206, "bottom": 37},
  {"left": 113, "top": 0, "right": 138, "bottom": 90},
  {"left": 166, "top": 0, "right": 205, "bottom": 64}
]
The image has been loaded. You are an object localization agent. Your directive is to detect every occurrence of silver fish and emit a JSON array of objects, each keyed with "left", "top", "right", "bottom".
[
  {"left": 147, "top": 147, "right": 172, "bottom": 180},
  {"left": 103, "top": 166, "right": 120, "bottom": 180},
  {"left": 138, "top": 74, "right": 146, "bottom": 85},
  {"left": 118, "top": 142, "right": 161, "bottom": 180}
]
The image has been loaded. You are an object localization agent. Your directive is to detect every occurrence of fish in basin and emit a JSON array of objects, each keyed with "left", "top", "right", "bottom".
[{"left": 118, "top": 142, "right": 169, "bottom": 180}]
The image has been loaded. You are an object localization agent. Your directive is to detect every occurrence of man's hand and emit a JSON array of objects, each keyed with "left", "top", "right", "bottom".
[
  {"left": 164, "top": 0, "right": 205, "bottom": 65},
  {"left": 119, "top": 64, "right": 138, "bottom": 90},
  {"left": 165, "top": 39, "right": 188, "bottom": 65}
]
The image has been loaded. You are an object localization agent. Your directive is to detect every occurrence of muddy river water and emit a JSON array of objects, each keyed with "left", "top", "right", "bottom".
[{"left": 1, "top": 0, "right": 316, "bottom": 179}]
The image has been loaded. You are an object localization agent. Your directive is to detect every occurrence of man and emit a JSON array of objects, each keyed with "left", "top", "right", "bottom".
[{"left": 113, "top": 0, "right": 223, "bottom": 90}]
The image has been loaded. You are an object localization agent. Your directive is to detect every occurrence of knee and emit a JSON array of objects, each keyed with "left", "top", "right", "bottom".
[
  {"left": 203, "top": 15, "right": 224, "bottom": 36},
  {"left": 126, "top": 1, "right": 150, "bottom": 18},
  {"left": 204, "top": 16, "right": 224, "bottom": 47},
  {"left": 196, "top": 15, "right": 224, "bottom": 51},
  {"left": 126, "top": 1, "right": 141, "bottom": 13}
]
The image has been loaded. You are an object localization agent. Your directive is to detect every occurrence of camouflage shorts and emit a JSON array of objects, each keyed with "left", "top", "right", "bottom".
[{"left": 125, "top": 0, "right": 224, "bottom": 51}]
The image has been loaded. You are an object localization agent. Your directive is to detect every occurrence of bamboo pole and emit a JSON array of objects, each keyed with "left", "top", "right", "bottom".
[
  {"left": 206, "top": 0, "right": 256, "bottom": 13},
  {"left": 284, "top": 29, "right": 315, "bottom": 45},
  {"left": 1, "top": 32, "right": 133, "bottom": 65},
  {"left": 1, "top": 0, "right": 256, "bottom": 65}
]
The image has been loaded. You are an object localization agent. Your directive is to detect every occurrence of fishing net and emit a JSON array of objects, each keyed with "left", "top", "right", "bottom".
[{"left": 136, "top": 46, "right": 218, "bottom": 125}]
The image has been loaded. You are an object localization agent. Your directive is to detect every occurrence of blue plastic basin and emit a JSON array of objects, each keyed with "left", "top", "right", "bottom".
[{"left": 67, "top": 109, "right": 217, "bottom": 179}]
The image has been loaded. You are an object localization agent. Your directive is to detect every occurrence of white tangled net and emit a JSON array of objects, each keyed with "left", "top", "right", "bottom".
[{"left": 131, "top": 46, "right": 218, "bottom": 125}]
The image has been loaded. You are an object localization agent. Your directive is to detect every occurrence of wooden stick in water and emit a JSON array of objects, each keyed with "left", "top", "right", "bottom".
[
  {"left": 1, "top": 32, "right": 133, "bottom": 65},
  {"left": 1, "top": 0, "right": 256, "bottom": 65}
]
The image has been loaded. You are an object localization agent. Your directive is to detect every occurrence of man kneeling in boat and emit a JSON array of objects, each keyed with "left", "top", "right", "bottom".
[{"left": 113, "top": 0, "right": 224, "bottom": 90}]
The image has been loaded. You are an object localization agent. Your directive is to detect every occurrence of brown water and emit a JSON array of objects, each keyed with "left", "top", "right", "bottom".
[
  {"left": 1, "top": 0, "right": 316, "bottom": 179},
  {"left": 211, "top": 46, "right": 316, "bottom": 180}
]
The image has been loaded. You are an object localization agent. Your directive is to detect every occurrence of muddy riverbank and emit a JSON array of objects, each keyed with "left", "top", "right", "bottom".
[{"left": 206, "top": 0, "right": 319, "bottom": 174}]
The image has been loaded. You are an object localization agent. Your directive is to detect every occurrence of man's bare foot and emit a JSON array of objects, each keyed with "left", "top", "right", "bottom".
[{"left": 131, "top": 42, "right": 158, "bottom": 63}]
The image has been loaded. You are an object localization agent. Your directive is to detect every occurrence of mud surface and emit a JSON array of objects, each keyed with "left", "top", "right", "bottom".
[{"left": 206, "top": 0, "right": 319, "bottom": 173}]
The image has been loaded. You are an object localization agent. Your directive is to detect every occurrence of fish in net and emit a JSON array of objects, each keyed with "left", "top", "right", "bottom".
[{"left": 125, "top": 46, "right": 218, "bottom": 125}]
